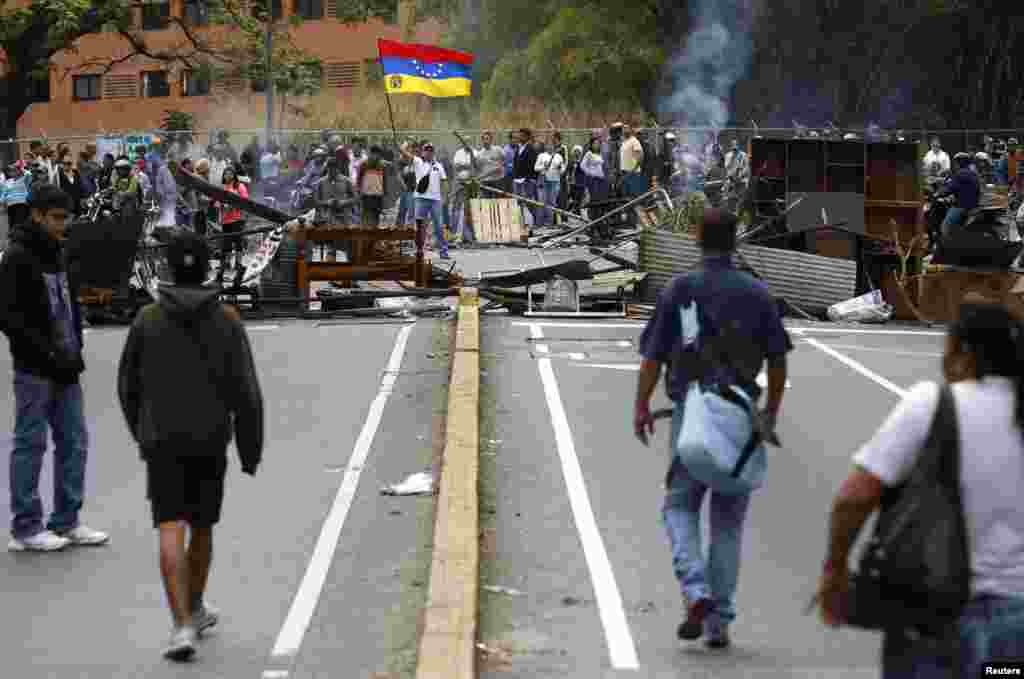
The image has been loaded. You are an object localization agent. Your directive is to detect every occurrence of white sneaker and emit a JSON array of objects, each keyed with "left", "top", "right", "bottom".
[
  {"left": 59, "top": 525, "right": 110, "bottom": 546},
  {"left": 192, "top": 602, "right": 220, "bottom": 636},
  {"left": 8, "top": 530, "right": 71, "bottom": 552},
  {"left": 163, "top": 625, "right": 196, "bottom": 662}
]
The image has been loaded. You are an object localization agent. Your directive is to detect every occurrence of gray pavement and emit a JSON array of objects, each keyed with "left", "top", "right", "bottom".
[
  {"left": 478, "top": 317, "right": 946, "bottom": 678},
  {"left": 0, "top": 318, "right": 450, "bottom": 678}
]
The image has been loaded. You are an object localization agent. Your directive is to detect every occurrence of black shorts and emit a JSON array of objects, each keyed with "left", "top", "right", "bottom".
[{"left": 146, "top": 455, "right": 228, "bottom": 528}]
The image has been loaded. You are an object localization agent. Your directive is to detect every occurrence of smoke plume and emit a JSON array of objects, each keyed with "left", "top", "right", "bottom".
[{"left": 659, "top": 0, "right": 754, "bottom": 130}]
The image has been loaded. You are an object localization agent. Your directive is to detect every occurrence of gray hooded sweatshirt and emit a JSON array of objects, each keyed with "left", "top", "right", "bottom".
[{"left": 117, "top": 284, "right": 263, "bottom": 470}]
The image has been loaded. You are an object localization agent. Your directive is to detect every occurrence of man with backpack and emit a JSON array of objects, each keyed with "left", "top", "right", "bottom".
[
  {"left": 117, "top": 232, "right": 264, "bottom": 661},
  {"left": 633, "top": 209, "right": 791, "bottom": 649}
]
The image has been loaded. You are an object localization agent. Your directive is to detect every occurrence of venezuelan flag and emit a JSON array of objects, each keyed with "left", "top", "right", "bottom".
[{"left": 377, "top": 39, "right": 473, "bottom": 98}]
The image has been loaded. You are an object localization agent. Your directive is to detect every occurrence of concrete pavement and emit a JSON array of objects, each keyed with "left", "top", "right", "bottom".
[
  {"left": 477, "top": 317, "right": 946, "bottom": 678},
  {"left": 0, "top": 318, "right": 452, "bottom": 678}
]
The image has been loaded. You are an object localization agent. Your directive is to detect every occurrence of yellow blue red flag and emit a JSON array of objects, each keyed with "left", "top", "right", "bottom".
[{"left": 377, "top": 39, "right": 473, "bottom": 98}]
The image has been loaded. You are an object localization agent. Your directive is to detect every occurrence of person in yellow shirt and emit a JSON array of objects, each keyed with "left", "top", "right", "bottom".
[{"left": 620, "top": 124, "right": 647, "bottom": 199}]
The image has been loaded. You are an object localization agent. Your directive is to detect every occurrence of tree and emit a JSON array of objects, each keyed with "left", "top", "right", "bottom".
[{"left": 0, "top": 0, "right": 398, "bottom": 151}]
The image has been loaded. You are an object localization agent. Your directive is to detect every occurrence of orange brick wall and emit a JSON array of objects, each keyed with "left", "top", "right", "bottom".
[{"left": 16, "top": 6, "right": 441, "bottom": 140}]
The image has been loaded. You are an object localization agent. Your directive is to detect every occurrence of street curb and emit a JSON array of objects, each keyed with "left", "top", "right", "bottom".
[{"left": 416, "top": 287, "right": 480, "bottom": 679}]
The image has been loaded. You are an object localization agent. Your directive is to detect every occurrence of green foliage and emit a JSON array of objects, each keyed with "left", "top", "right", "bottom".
[
  {"left": 161, "top": 109, "right": 196, "bottom": 146},
  {"left": 483, "top": 4, "right": 663, "bottom": 111}
]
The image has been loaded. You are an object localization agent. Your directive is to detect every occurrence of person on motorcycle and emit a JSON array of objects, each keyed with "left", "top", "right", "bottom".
[
  {"left": 111, "top": 156, "right": 140, "bottom": 215},
  {"left": 922, "top": 137, "right": 950, "bottom": 180},
  {"left": 936, "top": 152, "right": 981, "bottom": 240}
]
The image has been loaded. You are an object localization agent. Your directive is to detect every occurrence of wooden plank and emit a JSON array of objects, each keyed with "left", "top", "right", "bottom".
[
  {"left": 471, "top": 199, "right": 524, "bottom": 243},
  {"left": 416, "top": 288, "right": 480, "bottom": 679}
]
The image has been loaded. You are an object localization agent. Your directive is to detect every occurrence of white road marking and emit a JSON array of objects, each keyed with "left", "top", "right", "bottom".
[
  {"left": 247, "top": 324, "right": 281, "bottom": 331},
  {"left": 800, "top": 337, "right": 907, "bottom": 398},
  {"left": 514, "top": 321, "right": 945, "bottom": 337},
  {"left": 516, "top": 322, "right": 644, "bottom": 329},
  {"left": 573, "top": 363, "right": 792, "bottom": 388},
  {"left": 530, "top": 324, "right": 640, "bottom": 671},
  {"left": 791, "top": 326, "right": 945, "bottom": 337},
  {"left": 269, "top": 323, "right": 415, "bottom": 660},
  {"left": 822, "top": 343, "right": 942, "bottom": 358},
  {"left": 262, "top": 672, "right": 289, "bottom": 679}
]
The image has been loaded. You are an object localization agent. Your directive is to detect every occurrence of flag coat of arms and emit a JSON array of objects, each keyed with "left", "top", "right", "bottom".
[{"left": 377, "top": 39, "right": 473, "bottom": 98}]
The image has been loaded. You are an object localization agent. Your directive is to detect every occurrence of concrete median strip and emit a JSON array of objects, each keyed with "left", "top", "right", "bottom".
[{"left": 416, "top": 288, "right": 481, "bottom": 679}]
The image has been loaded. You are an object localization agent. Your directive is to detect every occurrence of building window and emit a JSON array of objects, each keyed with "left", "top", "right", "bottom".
[
  {"left": 29, "top": 74, "right": 50, "bottom": 103},
  {"left": 183, "top": 0, "right": 209, "bottom": 26},
  {"left": 182, "top": 71, "right": 210, "bottom": 96},
  {"left": 73, "top": 75, "right": 102, "bottom": 101},
  {"left": 141, "top": 70, "right": 171, "bottom": 97},
  {"left": 141, "top": 1, "right": 171, "bottom": 30},
  {"left": 294, "top": 0, "right": 323, "bottom": 20}
]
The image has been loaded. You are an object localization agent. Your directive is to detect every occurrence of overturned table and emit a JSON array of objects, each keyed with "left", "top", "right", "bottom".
[{"left": 295, "top": 224, "right": 431, "bottom": 300}]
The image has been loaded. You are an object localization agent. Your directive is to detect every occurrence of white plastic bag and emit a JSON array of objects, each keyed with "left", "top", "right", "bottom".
[{"left": 827, "top": 290, "right": 894, "bottom": 324}]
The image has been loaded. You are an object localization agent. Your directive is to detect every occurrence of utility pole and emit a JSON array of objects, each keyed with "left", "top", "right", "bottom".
[{"left": 264, "top": 23, "right": 274, "bottom": 145}]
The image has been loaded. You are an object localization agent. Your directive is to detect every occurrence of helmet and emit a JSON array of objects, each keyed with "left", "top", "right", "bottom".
[
  {"left": 974, "top": 152, "right": 991, "bottom": 164},
  {"left": 953, "top": 152, "right": 971, "bottom": 164},
  {"left": 312, "top": 147, "right": 327, "bottom": 157},
  {"left": 114, "top": 157, "right": 132, "bottom": 169}
]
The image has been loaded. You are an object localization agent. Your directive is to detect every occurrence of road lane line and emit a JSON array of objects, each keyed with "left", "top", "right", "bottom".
[
  {"left": 801, "top": 337, "right": 907, "bottom": 398},
  {"left": 268, "top": 323, "right": 415, "bottom": 661},
  {"left": 822, "top": 343, "right": 942, "bottom": 358},
  {"left": 791, "top": 327, "right": 944, "bottom": 337},
  {"left": 530, "top": 324, "right": 640, "bottom": 671}
]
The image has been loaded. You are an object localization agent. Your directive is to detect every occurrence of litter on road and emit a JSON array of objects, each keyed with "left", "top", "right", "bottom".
[{"left": 380, "top": 472, "right": 433, "bottom": 496}]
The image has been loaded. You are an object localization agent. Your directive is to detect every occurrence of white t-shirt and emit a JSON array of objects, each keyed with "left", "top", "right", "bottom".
[
  {"left": 453, "top": 147, "right": 476, "bottom": 182},
  {"left": 853, "top": 378, "right": 1024, "bottom": 598},
  {"left": 260, "top": 152, "right": 282, "bottom": 179},
  {"left": 413, "top": 156, "right": 446, "bottom": 201},
  {"left": 534, "top": 152, "right": 565, "bottom": 182},
  {"left": 923, "top": 149, "right": 951, "bottom": 176}
]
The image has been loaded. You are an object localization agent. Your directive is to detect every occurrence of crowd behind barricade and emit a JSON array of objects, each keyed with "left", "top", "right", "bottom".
[{"left": 0, "top": 124, "right": 755, "bottom": 254}]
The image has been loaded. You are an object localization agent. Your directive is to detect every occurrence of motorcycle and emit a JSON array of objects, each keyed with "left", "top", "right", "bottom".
[{"left": 923, "top": 177, "right": 1005, "bottom": 252}]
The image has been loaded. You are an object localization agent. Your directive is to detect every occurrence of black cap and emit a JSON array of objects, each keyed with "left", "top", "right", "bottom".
[{"left": 166, "top": 231, "right": 211, "bottom": 285}]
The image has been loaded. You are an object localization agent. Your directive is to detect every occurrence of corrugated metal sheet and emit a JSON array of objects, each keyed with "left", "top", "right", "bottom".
[{"left": 639, "top": 229, "right": 857, "bottom": 313}]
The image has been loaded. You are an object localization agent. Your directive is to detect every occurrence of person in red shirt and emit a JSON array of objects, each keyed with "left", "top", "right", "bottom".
[{"left": 216, "top": 165, "right": 248, "bottom": 287}]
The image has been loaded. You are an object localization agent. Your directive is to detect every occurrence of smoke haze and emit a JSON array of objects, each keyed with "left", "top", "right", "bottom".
[{"left": 659, "top": 0, "right": 754, "bottom": 129}]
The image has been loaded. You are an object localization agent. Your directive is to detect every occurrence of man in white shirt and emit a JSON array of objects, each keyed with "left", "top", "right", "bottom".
[
  {"left": 349, "top": 137, "right": 368, "bottom": 224},
  {"left": 534, "top": 142, "right": 565, "bottom": 226},
  {"left": 451, "top": 141, "right": 476, "bottom": 244},
  {"left": 724, "top": 140, "right": 749, "bottom": 184},
  {"left": 620, "top": 124, "right": 646, "bottom": 199},
  {"left": 923, "top": 137, "right": 951, "bottom": 180},
  {"left": 405, "top": 142, "right": 449, "bottom": 259},
  {"left": 476, "top": 131, "right": 505, "bottom": 189}
]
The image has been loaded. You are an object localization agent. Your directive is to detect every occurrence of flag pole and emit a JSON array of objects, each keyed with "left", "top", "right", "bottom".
[{"left": 378, "top": 44, "right": 400, "bottom": 150}]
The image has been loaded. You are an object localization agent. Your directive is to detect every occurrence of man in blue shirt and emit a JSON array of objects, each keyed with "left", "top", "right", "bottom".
[
  {"left": 937, "top": 152, "right": 981, "bottom": 239},
  {"left": 634, "top": 209, "right": 791, "bottom": 649}
]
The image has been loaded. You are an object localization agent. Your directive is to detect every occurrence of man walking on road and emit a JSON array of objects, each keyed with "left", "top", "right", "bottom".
[
  {"left": 633, "top": 209, "right": 791, "bottom": 649},
  {"left": 117, "top": 232, "right": 264, "bottom": 661},
  {"left": 0, "top": 184, "right": 109, "bottom": 552}
]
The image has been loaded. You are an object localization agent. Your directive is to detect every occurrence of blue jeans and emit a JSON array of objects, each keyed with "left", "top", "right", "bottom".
[
  {"left": 9, "top": 371, "right": 89, "bottom": 539},
  {"left": 415, "top": 197, "right": 447, "bottom": 256},
  {"left": 538, "top": 179, "right": 561, "bottom": 226},
  {"left": 882, "top": 595, "right": 1024, "bottom": 678},
  {"left": 622, "top": 171, "right": 648, "bottom": 199},
  {"left": 397, "top": 191, "right": 415, "bottom": 226},
  {"left": 663, "top": 404, "right": 752, "bottom": 633},
  {"left": 450, "top": 184, "right": 473, "bottom": 243},
  {"left": 514, "top": 179, "right": 538, "bottom": 225},
  {"left": 941, "top": 206, "right": 967, "bottom": 239}
]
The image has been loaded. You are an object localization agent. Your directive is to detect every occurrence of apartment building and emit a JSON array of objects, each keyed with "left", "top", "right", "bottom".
[{"left": 15, "top": 0, "right": 440, "bottom": 139}]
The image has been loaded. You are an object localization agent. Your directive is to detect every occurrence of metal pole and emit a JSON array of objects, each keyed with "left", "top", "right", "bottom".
[{"left": 264, "top": 24, "right": 274, "bottom": 146}]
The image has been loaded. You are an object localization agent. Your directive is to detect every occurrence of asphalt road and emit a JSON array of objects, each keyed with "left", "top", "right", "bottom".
[
  {"left": 477, "top": 316, "right": 946, "bottom": 678},
  {"left": 0, "top": 317, "right": 450, "bottom": 679}
]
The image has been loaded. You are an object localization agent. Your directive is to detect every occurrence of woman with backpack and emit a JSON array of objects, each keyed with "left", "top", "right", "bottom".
[{"left": 818, "top": 302, "right": 1024, "bottom": 677}]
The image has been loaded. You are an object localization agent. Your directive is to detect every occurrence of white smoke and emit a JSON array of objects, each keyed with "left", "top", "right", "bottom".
[{"left": 660, "top": 0, "right": 754, "bottom": 130}]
